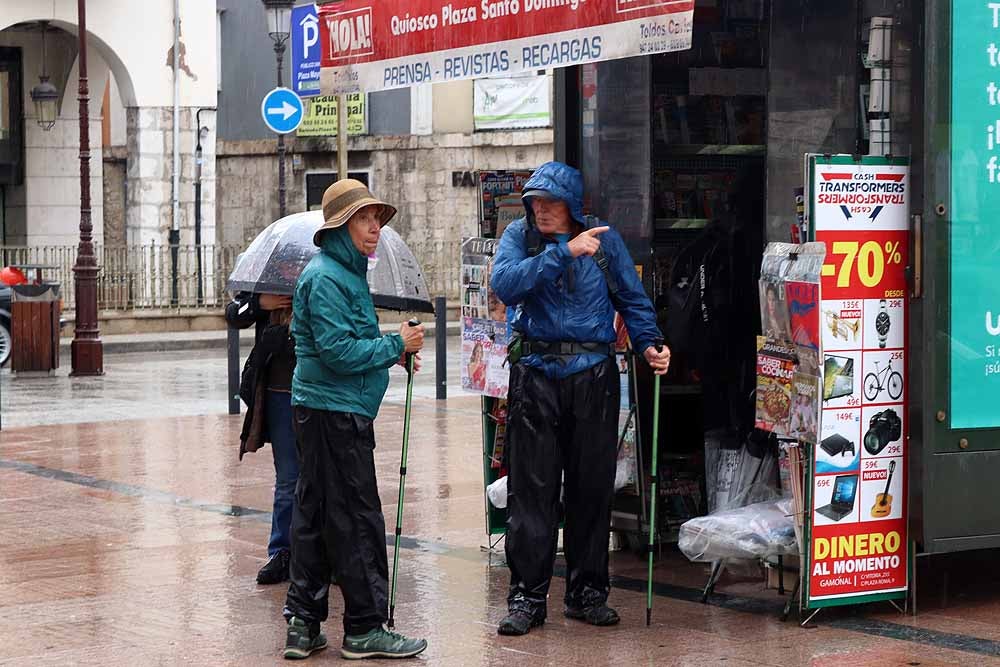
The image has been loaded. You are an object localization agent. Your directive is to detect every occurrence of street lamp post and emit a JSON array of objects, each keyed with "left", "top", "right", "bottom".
[
  {"left": 71, "top": 0, "right": 103, "bottom": 376},
  {"left": 263, "top": 0, "right": 294, "bottom": 219}
]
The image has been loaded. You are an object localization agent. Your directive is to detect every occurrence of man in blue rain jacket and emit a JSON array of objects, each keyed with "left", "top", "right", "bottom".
[{"left": 491, "top": 161, "right": 671, "bottom": 636}]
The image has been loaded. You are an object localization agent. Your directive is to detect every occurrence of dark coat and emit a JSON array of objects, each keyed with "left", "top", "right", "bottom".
[{"left": 226, "top": 292, "right": 295, "bottom": 459}]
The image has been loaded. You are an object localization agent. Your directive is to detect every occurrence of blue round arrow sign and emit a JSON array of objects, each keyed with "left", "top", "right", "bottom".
[{"left": 261, "top": 87, "right": 304, "bottom": 135}]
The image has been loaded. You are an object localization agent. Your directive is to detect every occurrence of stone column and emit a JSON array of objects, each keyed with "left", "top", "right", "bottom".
[{"left": 125, "top": 106, "right": 217, "bottom": 304}]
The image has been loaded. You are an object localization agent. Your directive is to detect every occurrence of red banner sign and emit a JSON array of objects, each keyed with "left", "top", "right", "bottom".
[{"left": 317, "top": 0, "right": 694, "bottom": 93}]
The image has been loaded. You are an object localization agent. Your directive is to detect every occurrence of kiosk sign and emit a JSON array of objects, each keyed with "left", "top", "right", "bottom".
[
  {"left": 317, "top": 0, "right": 694, "bottom": 93},
  {"left": 807, "top": 155, "right": 909, "bottom": 606}
]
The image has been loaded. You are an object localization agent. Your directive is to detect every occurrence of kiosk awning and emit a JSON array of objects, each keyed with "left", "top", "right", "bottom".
[{"left": 318, "top": 0, "right": 694, "bottom": 94}]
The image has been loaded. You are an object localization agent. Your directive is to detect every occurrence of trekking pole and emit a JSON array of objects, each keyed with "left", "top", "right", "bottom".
[
  {"left": 646, "top": 338, "right": 664, "bottom": 627},
  {"left": 388, "top": 318, "right": 420, "bottom": 630}
]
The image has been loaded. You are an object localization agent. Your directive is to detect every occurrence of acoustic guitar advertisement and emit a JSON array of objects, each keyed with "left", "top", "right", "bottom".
[{"left": 806, "top": 155, "right": 909, "bottom": 606}]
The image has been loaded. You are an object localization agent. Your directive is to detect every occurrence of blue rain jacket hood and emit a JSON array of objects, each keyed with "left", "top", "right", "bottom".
[
  {"left": 521, "top": 161, "right": 587, "bottom": 226},
  {"left": 492, "top": 161, "right": 662, "bottom": 379},
  {"left": 291, "top": 226, "right": 404, "bottom": 418}
]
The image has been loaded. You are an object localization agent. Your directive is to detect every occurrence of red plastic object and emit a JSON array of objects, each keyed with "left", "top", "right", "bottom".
[{"left": 0, "top": 266, "right": 27, "bottom": 286}]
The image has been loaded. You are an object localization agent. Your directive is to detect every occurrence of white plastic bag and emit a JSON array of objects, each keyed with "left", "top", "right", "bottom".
[
  {"left": 487, "top": 476, "right": 508, "bottom": 509},
  {"left": 678, "top": 498, "right": 797, "bottom": 563}
]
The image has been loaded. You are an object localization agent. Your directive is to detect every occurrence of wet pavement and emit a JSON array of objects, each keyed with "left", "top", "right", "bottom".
[
  {"left": 0, "top": 337, "right": 463, "bottom": 429},
  {"left": 3, "top": 351, "right": 1000, "bottom": 665}
]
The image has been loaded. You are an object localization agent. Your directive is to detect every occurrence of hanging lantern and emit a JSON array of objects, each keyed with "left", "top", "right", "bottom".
[
  {"left": 30, "top": 21, "right": 59, "bottom": 131},
  {"left": 262, "top": 0, "right": 294, "bottom": 44}
]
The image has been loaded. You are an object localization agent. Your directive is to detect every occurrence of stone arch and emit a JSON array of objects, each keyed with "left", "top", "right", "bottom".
[{"left": 0, "top": 18, "right": 139, "bottom": 109}]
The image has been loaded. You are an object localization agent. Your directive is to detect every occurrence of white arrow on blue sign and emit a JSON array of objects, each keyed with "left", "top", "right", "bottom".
[{"left": 261, "top": 87, "right": 304, "bottom": 135}]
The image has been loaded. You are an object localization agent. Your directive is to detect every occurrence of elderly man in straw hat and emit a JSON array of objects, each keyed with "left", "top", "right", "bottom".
[{"left": 282, "top": 179, "right": 427, "bottom": 661}]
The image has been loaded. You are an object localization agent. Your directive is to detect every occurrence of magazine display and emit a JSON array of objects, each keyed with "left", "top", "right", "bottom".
[{"left": 754, "top": 242, "right": 825, "bottom": 443}]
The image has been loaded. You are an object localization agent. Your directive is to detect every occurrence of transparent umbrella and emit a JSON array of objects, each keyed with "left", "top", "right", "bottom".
[
  {"left": 226, "top": 210, "right": 434, "bottom": 313},
  {"left": 226, "top": 212, "right": 317, "bottom": 296}
]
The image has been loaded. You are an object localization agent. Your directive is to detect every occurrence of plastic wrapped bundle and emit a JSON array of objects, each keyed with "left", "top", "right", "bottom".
[{"left": 678, "top": 498, "right": 797, "bottom": 563}]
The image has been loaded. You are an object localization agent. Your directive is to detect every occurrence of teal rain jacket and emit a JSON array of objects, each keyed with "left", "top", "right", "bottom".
[{"left": 291, "top": 226, "right": 404, "bottom": 418}]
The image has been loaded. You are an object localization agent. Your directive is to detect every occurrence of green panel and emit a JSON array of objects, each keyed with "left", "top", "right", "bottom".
[
  {"left": 482, "top": 397, "right": 507, "bottom": 536},
  {"left": 916, "top": 0, "right": 1000, "bottom": 553},
  {"left": 949, "top": 2, "right": 1000, "bottom": 431},
  {"left": 924, "top": 0, "right": 1000, "bottom": 455}
]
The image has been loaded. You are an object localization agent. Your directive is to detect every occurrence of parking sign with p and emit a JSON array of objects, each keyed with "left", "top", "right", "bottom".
[{"left": 291, "top": 3, "right": 321, "bottom": 98}]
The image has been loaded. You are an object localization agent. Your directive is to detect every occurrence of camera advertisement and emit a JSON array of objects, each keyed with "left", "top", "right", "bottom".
[{"left": 806, "top": 155, "right": 909, "bottom": 605}]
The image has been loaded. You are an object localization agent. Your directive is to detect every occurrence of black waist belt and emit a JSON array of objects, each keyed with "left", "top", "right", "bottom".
[{"left": 521, "top": 340, "right": 615, "bottom": 357}]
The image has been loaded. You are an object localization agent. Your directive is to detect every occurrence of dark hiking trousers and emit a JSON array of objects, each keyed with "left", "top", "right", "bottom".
[
  {"left": 504, "top": 357, "right": 620, "bottom": 615},
  {"left": 283, "top": 406, "right": 389, "bottom": 636}
]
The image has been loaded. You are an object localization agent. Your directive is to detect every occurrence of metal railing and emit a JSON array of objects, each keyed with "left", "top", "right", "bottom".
[
  {"left": 0, "top": 245, "right": 240, "bottom": 311},
  {"left": 0, "top": 241, "right": 462, "bottom": 312}
]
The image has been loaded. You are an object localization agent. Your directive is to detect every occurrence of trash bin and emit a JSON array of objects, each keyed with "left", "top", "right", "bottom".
[{"left": 11, "top": 282, "right": 61, "bottom": 374}]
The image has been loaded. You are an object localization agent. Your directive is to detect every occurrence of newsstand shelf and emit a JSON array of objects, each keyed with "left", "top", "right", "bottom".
[{"left": 660, "top": 144, "right": 765, "bottom": 156}]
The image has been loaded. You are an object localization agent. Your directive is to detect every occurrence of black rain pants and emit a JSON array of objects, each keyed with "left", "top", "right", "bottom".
[
  {"left": 283, "top": 406, "right": 388, "bottom": 636},
  {"left": 504, "top": 357, "right": 620, "bottom": 616}
]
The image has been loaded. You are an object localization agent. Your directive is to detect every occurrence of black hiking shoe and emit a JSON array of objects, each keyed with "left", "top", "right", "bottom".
[
  {"left": 284, "top": 617, "right": 328, "bottom": 660},
  {"left": 497, "top": 609, "right": 545, "bottom": 636},
  {"left": 257, "top": 549, "right": 290, "bottom": 585},
  {"left": 564, "top": 603, "right": 620, "bottom": 626}
]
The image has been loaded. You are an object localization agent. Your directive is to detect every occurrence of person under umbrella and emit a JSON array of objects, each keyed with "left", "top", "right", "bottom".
[
  {"left": 282, "top": 179, "right": 427, "bottom": 661},
  {"left": 226, "top": 289, "right": 297, "bottom": 586},
  {"left": 227, "top": 211, "right": 434, "bottom": 315}
]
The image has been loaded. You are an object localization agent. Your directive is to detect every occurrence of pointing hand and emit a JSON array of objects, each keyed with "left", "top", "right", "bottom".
[{"left": 567, "top": 226, "right": 610, "bottom": 258}]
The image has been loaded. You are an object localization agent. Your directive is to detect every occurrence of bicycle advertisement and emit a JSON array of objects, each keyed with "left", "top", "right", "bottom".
[{"left": 805, "top": 155, "right": 910, "bottom": 609}]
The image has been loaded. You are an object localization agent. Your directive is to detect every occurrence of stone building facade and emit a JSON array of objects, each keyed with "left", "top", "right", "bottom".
[
  {"left": 0, "top": 0, "right": 217, "bottom": 249},
  {"left": 217, "top": 129, "right": 553, "bottom": 298}
]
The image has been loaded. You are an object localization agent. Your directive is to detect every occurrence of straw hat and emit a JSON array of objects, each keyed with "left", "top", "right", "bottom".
[{"left": 314, "top": 179, "right": 397, "bottom": 246}]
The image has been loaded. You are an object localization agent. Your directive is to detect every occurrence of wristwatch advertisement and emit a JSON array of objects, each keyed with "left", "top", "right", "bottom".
[{"left": 875, "top": 299, "right": 891, "bottom": 349}]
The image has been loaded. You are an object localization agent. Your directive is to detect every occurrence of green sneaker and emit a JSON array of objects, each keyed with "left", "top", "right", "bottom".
[
  {"left": 341, "top": 626, "right": 428, "bottom": 660},
  {"left": 284, "top": 617, "right": 328, "bottom": 660}
]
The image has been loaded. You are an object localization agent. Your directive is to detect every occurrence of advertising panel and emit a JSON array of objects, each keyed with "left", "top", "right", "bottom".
[
  {"left": 807, "top": 155, "right": 909, "bottom": 606},
  {"left": 297, "top": 93, "right": 368, "bottom": 137},
  {"left": 950, "top": 2, "right": 1000, "bottom": 429},
  {"left": 474, "top": 74, "right": 552, "bottom": 130}
]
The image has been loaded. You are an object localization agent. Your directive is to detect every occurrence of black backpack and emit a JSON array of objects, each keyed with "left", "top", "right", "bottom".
[{"left": 665, "top": 233, "right": 722, "bottom": 361}]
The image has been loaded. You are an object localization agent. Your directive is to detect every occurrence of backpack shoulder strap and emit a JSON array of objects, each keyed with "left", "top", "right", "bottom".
[
  {"left": 525, "top": 217, "right": 543, "bottom": 257},
  {"left": 593, "top": 246, "right": 620, "bottom": 300},
  {"left": 584, "top": 215, "right": 620, "bottom": 301}
]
